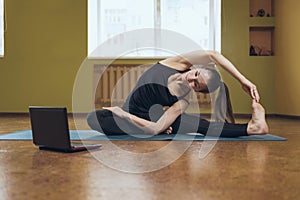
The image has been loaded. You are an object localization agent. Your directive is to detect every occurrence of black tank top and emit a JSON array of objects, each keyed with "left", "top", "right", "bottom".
[{"left": 122, "top": 63, "right": 187, "bottom": 121}]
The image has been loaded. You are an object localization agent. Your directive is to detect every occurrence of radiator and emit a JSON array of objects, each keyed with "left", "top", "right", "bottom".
[{"left": 94, "top": 64, "right": 211, "bottom": 108}]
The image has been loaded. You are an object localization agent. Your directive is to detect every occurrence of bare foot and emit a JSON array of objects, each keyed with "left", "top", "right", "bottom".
[{"left": 247, "top": 100, "right": 269, "bottom": 135}]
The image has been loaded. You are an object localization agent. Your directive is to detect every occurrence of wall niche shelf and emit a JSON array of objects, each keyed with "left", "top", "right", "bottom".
[
  {"left": 250, "top": 0, "right": 274, "bottom": 17},
  {"left": 249, "top": 17, "right": 275, "bottom": 27},
  {"left": 249, "top": 0, "right": 275, "bottom": 56},
  {"left": 250, "top": 27, "right": 274, "bottom": 56}
]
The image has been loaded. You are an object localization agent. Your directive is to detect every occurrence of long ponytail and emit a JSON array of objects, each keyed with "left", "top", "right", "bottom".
[
  {"left": 212, "top": 82, "right": 235, "bottom": 123},
  {"left": 196, "top": 65, "right": 235, "bottom": 123}
]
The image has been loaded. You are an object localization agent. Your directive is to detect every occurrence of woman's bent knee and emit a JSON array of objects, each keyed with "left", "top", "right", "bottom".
[{"left": 86, "top": 111, "right": 102, "bottom": 131}]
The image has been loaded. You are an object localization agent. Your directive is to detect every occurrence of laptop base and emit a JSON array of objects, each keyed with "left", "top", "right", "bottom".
[{"left": 39, "top": 144, "right": 101, "bottom": 153}]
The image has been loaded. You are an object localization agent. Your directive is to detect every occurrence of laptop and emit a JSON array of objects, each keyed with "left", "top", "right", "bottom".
[{"left": 29, "top": 106, "right": 101, "bottom": 153}]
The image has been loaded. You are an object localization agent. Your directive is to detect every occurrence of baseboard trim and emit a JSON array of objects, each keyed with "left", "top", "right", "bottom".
[
  {"left": 0, "top": 112, "right": 300, "bottom": 120},
  {"left": 0, "top": 112, "right": 85, "bottom": 118},
  {"left": 272, "top": 114, "right": 300, "bottom": 120},
  {"left": 0, "top": 112, "right": 29, "bottom": 117},
  {"left": 233, "top": 114, "right": 300, "bottom": 120},
  {"left": 188, "top": 113, "right": 299, "bottom": 120}
]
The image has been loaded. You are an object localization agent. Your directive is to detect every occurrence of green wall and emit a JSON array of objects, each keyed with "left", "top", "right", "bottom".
[
  {"left": 275, "top": 0, "right": 300, "bottom": 116},
  {"left": 221, "top": 0, "right": 275, "bottom": 114},
  {"left": 0, "top": 0, "right": 298, "bottom": 115},
  {"left": 0, "top": 0, "right": 87, "bottom": 112}
]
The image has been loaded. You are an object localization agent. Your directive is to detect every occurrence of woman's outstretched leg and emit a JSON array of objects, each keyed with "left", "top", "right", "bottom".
[{"left": 170, "top": 100, "right": 268, "bottom": 137}]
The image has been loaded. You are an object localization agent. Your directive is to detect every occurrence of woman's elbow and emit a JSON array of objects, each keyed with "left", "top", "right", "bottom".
[
  {"left": 206, "top": 50, "right": 221, "bottom": 63},
  {"left": 207, "top": 50, "right": 220, "bottom": 57}
]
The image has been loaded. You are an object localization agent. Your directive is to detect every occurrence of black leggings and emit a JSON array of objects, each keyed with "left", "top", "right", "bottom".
[{"left": 86, "top": 110, "right": 248, "bottom": 137}]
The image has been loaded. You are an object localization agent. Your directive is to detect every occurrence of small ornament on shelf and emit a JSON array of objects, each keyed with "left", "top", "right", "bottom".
[
  {"left": 250, "top": 45, "right": 273, "bottom": 56},
  {"left": 257, "top": 9, "right": 265, "bottom": 17},
  {"left": 250, "top": 45, "right": 258, "bottom": 56}
]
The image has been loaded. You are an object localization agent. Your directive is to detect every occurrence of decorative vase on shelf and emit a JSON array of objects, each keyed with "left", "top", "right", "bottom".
[
  {"left": 257, "top": 9, "right": 265, "bottom": 17},
  {"left": 250, "top": 45, "right": 257, "bottom": 56}
]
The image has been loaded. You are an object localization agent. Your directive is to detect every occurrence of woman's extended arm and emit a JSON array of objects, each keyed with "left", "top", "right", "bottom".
[
  {"left": 103, "top": 99, "right": 189, "bottom": 135},
  {"left": 207, "top": 51, "right": 260, "bottom": 102},
  {"left": 168, "top": 50, "right": 260, "bottom": 102}
]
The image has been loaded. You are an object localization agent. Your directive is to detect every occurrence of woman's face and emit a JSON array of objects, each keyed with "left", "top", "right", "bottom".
[{"left": 184, "top": 68, "right": 210, "bottom": 92}]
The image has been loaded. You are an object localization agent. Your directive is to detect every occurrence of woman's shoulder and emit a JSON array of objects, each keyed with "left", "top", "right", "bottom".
[
  {"left": 144, "top": 62, "right": 176, "bottom": 77},
  {"left": 136, "top": 62, "right": 177, "bottom": 86},
  {"left": 159, "top": 56, "right": 192, "bottom": 72}
]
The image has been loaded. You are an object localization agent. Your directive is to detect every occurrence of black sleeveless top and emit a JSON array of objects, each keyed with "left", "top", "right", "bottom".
[{"left": 122, "top": 63, "right": 187, "bottom": 121}]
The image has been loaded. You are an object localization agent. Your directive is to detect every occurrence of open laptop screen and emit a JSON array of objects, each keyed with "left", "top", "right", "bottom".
[{"left": 29, "top": 107, "right": 71, "bottom": 150}]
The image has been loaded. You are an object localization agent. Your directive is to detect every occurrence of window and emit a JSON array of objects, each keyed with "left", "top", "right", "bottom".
[
  {"left": 0, "top": 0, "right": 4, "bottom": 57},
  {"left": 88, "top": 0, "right": 221, "bottom": 58}
]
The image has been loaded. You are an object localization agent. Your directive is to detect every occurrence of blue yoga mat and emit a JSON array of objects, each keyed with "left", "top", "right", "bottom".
[{"left": 0, "top": 130, "right": 287, "bottom": 141}]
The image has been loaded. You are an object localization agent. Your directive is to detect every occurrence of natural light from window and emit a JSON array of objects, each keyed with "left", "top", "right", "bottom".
[{"left": 88, "top": 0, "right": 220, "bottom": 58}]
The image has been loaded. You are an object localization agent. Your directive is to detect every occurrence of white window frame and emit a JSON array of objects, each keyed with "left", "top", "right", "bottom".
[{"left": 88, "top": 0, "right": 221, "bottom": 59}]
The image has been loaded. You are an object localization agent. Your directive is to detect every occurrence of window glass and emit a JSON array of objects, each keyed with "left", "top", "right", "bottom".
[
  {"left": 98, "top": 0, "right": 154, "bottom": 44},
  {"left": 161, "top": 0, "right": 210, "bottom": 49},
  {"left": 88, "top": 0, "right": 220, "bottom": 58}
]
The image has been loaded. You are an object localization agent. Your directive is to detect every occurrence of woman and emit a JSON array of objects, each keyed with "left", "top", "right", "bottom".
[{"left": 87, "top": 50, "right": 269, "bottom": 137}]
